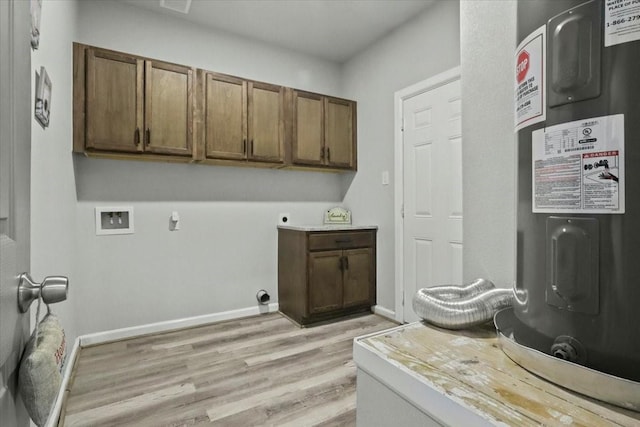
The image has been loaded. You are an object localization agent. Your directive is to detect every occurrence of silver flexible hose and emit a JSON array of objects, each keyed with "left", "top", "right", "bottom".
[
  {"left": 412, "top": 285, "right": 514, "bottom": 330},
  {"left": 420, "top": 278, "right": 495, "bottom": 300}
]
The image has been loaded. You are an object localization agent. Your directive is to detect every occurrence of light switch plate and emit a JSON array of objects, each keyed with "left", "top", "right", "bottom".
[
  {"left": 382, "top": 171, "right": 390, "bottom": 186},
  {"left": 95, "top": 206, "right": 134, "bottom": 235}
]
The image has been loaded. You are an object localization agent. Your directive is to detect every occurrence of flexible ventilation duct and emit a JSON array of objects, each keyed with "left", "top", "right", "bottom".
[{"left": 412, "top": 280, "right": 513, "bottom": 329}]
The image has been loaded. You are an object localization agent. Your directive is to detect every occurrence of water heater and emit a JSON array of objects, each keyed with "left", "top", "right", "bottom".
[{"left": 508, "top": 0, "right": 640, "bottom": 401}]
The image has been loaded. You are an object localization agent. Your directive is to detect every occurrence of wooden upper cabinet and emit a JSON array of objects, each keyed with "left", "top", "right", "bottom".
[
  {"left": 85, "top": 49, "right": 144, "bottom": 153},
  {"left": 292, "top": 90, "right": 324, "bottom": 166},
  {"left": 203, "top": 75, "right": 283, "bottom": 163},
  {"left": 144, "top": 61, "right": 193, "bottom": 156},
  {"left": 291, "top": 90, "right": 357, "bottom": 170},
  {"left": 76, "top": 44, "right": 194, "bottom": 157},
  {"left": 248, "top": 82, "right": 284, "bottom": 163},
  {"left": 204, "top": 73, "right": 247, "bottom": 160},
  {"left": 325, "top": 97, "right": 356, "bottom": 169},
  {"left": 74, "top": 43, "right": 356, "bottom": 170}
]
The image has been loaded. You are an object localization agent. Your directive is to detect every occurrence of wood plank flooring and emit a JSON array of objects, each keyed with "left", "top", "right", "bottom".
[{"left": 59, "top": 313, "right": 397, "bottom": 426}]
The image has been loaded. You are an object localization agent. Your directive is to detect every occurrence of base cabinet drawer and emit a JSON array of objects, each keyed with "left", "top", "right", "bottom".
[{"left": 278, "top": 228, "right": 376, "bottom": 326}]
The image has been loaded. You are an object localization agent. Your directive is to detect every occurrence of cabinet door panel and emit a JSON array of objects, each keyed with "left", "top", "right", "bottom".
[
  {"left": 248, "top": 82, "right": 284, "bottom": 162},
  {"left": 86, "top": 49, "right": 143, "bottom": 152},
  {"left": 343, "top": 248, "right": 373, "bottom": 308},
  {"left": 309, "top": 251, "right": 343, "bottom": 314},
  {"left": 145, "top": 61, "right": 193, "bottom": 156},
  {"left": 205, "top": 74, "right": 247, "bottom": 160},
  {"left": 293, "top": 91, "right": 323, "bottom": 166},
  {"left": 325, "top": 97, "right": 355, "bottom": 169}
]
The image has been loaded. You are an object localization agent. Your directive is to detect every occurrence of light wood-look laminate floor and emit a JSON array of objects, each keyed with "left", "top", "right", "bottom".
[{"left": 59, "top": 313, "right": 397, "bottom": 426}]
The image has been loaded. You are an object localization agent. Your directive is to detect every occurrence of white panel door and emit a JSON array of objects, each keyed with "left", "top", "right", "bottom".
[
  {"left": 403, "top": 78, "right": 462, "bottom": 323},
  {"left": 1, "top": 1, "right": 32, "bottom": 425}
]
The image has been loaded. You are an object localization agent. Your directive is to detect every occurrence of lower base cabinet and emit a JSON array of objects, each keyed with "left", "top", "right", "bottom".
[{"left": 278, "top": 227, "right": 376, "bottom": 326}]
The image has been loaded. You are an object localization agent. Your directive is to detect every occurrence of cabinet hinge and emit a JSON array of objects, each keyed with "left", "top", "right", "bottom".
[
  {"left": 401, "top": 204, "right": 404, "bottom": 219},
  {"left": 401, "top": 118, "right": 405, "bottom": 132},
  {"left": 402, "top": 293, "right": 405, "bottom": 307}
]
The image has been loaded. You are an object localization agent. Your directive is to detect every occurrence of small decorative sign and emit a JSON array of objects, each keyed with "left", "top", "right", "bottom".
[{"left": 324, "top": 207, "right": 351, "bottom": 225}]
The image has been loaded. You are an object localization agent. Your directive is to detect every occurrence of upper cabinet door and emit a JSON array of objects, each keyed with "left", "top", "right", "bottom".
[
  {"left": 248, "top": 81, "right": 284, "bottom": 163},
  {"left": 292, "top": 90, "right": 324, "bottom": 166},
  {"left": 86, "top": 49, "right": 144, "bottom": 153},
  {"left": 144, "top": 60, "right": 193, "bottom": 156},
  {"left": 205, "top": 73, "right": 247, "bottom": 160},
  {"left": 325, "top": 97, "right": 356, "bottom": 169}
]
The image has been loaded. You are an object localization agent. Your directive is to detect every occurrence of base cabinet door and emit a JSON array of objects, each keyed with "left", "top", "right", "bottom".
[
  {"left": 309, "top": 250, "right": 343, "bottom": 314},
  {"left": 343, "top": 248, "right": 373, "bottom": 308}
]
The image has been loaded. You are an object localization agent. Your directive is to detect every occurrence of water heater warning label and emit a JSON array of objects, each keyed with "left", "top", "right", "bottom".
[
  {"left": 515, "top": 25, "right": 546, "bottom": 131},
  {"left": 605, "top": 0, "right": 640, "bottom": 47},
  {"left": 532, "top": 114, "right": 625, "bottom": 214}
]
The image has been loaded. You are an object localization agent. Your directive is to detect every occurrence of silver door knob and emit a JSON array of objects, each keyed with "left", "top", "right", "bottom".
[{"left": 17, "top": 273, "right": 69, "bottom": 313}]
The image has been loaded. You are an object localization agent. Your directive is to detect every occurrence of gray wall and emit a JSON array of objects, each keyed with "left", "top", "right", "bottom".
[
  {"left": 460, "top": 0, "right": 517, "bottom": 288},
  {"left": 72, "top": 0, "right": 348, "bottom": 335},
  {"left": 31, "top": 0, "right": 79, "bottom": 341},
  {"left": 342, "top": 0, "right": 461, "bottom": 312},
  {"left": 31, "top": 0, "right": 465, "bottom": 336}
]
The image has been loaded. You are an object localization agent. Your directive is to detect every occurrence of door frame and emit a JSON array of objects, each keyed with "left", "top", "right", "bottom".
[{"left": 393, "top": 66, "right": 461, "bottom": 323}]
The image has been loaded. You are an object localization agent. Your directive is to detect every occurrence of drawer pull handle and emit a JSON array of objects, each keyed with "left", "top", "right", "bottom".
[{"left": 335, "top": 238, "right": 352, "bottom": 244}]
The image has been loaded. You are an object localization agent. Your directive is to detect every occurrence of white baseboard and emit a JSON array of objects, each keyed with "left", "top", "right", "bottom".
[
  {"left": 46, "top": 336, "right": 80, "bottom": 427},
  {"left": 79, "top": 302, "right": 279, "bottom": 347},
  {"left": 372, "top": 305, "right": 396, "bottom": 321}
]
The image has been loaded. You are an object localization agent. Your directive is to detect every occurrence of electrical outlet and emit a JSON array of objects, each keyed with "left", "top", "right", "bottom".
[{"left": 278, "top": 213, "right": 291, "bottom": 226}]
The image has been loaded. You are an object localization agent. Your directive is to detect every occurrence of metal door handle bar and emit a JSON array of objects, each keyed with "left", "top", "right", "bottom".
[{"left": 18, "top": 273, "right": 69, "bottom": 313}]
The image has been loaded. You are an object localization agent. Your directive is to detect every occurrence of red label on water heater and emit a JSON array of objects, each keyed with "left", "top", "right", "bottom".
[{"left": 516, "top": 51, "right": 530, "bottom": 83}]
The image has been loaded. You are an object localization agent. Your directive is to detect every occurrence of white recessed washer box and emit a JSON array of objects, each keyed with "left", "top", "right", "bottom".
[{"left": 95, "top": 206, "right": 134, "bottom": 235}]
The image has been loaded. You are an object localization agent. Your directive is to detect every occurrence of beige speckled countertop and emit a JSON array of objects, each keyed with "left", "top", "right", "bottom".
[{"left": 277, "top": 225, "right": 378, "bottom": 231}]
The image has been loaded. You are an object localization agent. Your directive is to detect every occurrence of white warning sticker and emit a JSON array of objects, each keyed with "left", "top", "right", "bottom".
[
  {"left": 532, "top": 114, "right": 625, "bottom": 214},
  {"left": 605, "top": 0, "right": 640, "bottom": 47},
  {"left": 515, "top": 25, "right": 546, "bottom": 132}
]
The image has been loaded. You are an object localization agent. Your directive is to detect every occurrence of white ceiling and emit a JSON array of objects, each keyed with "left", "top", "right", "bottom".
[{"left": 119, "top": 0, "right": 436, "bottom": 63}]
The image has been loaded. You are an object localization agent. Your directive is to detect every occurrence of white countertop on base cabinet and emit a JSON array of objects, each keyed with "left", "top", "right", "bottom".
[{"left": 277, "top": 225, "right": 378, "bottom": 232}]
